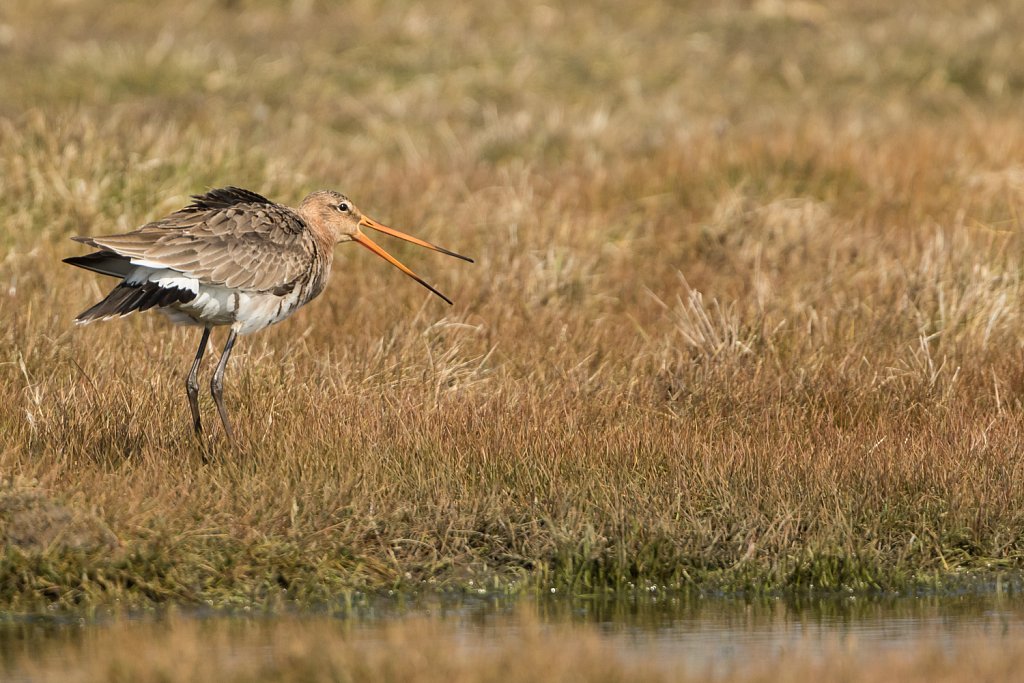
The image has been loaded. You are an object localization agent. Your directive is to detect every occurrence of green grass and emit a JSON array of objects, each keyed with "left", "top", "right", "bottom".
[{"left": 5, "top": 0, "right": 1024, "bottom": 611}]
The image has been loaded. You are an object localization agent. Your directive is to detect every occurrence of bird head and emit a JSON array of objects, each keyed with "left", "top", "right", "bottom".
[{"left": 299, "top": 190, "right": 473, "bottom": 305}]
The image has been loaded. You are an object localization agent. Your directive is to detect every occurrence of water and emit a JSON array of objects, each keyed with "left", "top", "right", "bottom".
[
  {"left": 384, "top": 590, "right": 1024, "bottom": 668},
  {"left": 2, "top": 589, "right": 1024, "bottom": 677}
]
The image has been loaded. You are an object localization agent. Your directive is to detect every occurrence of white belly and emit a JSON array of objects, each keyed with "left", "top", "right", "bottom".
[
  {"left": 126, "top": 266, "right": 305, "bottom": 334},
  {"left": 162, "top": 285, "right": 303, "bottom": 334}
]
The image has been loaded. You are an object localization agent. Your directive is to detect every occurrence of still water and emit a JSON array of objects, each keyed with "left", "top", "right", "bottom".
[{"left": 2, "top": 588, "right": 1023, "bottom": 677}]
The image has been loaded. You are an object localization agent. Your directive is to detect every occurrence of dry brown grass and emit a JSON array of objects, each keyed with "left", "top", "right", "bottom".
[{"left": 4, "top": 0, "right": 1024, "bottom": 607}]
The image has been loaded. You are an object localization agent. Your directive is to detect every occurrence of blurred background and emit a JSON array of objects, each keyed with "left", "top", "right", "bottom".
[{"left": 3, "top": 0, "right": 1024, "bottom": 305}]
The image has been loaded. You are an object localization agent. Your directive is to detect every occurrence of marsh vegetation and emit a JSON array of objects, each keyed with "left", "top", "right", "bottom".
[{"left": 3, "top": 0, "right": 1024, "bottom": 617}]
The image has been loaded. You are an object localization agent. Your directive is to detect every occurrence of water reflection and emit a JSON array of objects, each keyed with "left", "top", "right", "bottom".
[
  {"left": 2, "top": 588, "right": 1024, "bottom": 672},
  {"left": 538, "top": 592, "right": 1023, "bottom": 665},
  {"left": 432, "top": 590, "right": 1024, "bottom": 663}
]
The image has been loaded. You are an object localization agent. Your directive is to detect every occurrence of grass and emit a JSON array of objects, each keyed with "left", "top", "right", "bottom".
[{"left": 5, "top": 0, "right": 1024, "bottom": 610}]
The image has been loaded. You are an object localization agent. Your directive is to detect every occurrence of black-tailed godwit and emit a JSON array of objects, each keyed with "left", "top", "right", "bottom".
[{"left": 64, "top": 187, "right": 472, "bottom": 441}]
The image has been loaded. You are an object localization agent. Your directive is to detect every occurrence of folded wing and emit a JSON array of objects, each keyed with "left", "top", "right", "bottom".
[{"left": 73, "top": 188, "right": 318, "bottom": 296}]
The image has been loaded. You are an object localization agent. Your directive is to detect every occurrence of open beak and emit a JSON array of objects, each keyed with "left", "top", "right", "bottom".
[{"left": 353, "top": 216, "right": 474, "bottom": 306}]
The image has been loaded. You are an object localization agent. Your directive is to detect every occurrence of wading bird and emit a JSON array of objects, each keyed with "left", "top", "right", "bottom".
[{"left": 64, "top": 187, "right": 472, "bottom": 441}]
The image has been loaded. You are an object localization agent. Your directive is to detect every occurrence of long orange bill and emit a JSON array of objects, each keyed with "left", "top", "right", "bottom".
[
  {"left": 353, "top": 229, "right": 455, "bottom": 305},
  {"left": 360, "top": 217, "right": 474, "bottom": 263}
]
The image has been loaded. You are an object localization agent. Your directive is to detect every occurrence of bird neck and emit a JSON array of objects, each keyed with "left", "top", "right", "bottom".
[{"left": 299, "top": 210, "right": 339, "bottom": 253}]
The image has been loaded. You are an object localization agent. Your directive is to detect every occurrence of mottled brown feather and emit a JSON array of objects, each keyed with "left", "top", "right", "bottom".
[{"left": 79, "top": 188, "right": 325, "bottom": 294}]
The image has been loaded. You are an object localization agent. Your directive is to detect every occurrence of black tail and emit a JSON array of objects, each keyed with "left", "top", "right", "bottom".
[
  {"left": 63, "top": 250, "right": 132, "bottom": 279},
  {"left": 75, "top": 282, "right": 196, "bottom": 323}
]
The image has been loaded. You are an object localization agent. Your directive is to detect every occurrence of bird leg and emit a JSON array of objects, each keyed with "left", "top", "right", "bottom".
[
  {"left": 186, "top": 325, "right": 212, "bottom": 435},
  {"left": 211, "top": 329, "right": 238, "bottom": 442}
]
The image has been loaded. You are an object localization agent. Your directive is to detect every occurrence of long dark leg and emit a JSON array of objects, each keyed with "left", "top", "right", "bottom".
[
  {"left": 211, "top": 329, "right": 238, "bottom": 442},
  {"left": 187, "top": 326, "right": 212, "bottom": 435}
]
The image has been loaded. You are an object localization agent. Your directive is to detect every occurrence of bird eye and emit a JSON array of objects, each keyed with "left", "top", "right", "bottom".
[{"left": 337, "top": 203, "right": 350, "bottom": 213}]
